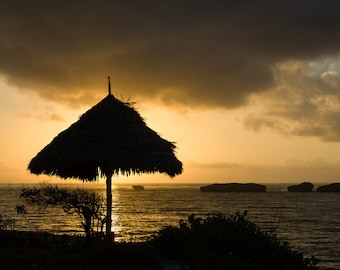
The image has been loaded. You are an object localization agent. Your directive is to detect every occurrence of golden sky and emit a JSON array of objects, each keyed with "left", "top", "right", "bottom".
[{"left": 2, "top": 1, "right": 340, "bottom": 184}]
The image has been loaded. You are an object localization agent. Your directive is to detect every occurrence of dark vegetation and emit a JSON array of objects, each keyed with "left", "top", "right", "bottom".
[
  {"left": 0, "top": 231, "right": 159, "bottom": 270},
  {"left": 151, "top": 212, "right": 318, "bottom": 270},
  {"left": 0, "top": 214, "right": 15, "bottom": 231},
  {"left": 0, "top": 215, "right": 319, "bottom": 270},
  {"left": 19, "top": 183, "right": 106, "bottom": 242},
  {"left": 0, "top": 184, "right": 319, "bottom": 269}
]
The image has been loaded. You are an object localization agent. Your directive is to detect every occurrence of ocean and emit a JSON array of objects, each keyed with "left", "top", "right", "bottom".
[{"left": 0, "top": 183, "right": 339, "bottom": 270}]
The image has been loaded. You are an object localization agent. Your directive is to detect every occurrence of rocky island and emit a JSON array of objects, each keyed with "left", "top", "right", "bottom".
[
  {"left": 317, "top": 183, "right": 340, "bottom": 192},
  {"left": 287, "top": 182, "right": 314, "bottom": 192},
  {"left": 200, "top": 183, "right": 266, "bottom": 192}
]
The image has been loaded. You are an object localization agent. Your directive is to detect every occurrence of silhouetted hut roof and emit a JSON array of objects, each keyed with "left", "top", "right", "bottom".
[{"left": 28, "top": 94, "right": 183, "bottom": 181}]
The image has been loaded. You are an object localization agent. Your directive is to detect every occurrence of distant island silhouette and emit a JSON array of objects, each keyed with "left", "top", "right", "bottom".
[
  {"left": 200, "top": 183, "right": 266, "bottom": 192},
  {"left": 288, "top": 182, "right": 314, "bottom": 192},
  {"left": 200, "top": 182, "right": 340, "bottom": 193},
  {"left": 317, "top": 183, "right": 340, "bottom": 192},
  {"left": 132, "top": 185, "right": 144, "bottom": 191}
]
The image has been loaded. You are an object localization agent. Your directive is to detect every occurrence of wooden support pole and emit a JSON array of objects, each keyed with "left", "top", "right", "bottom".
[{"left": 106, "top": 173, "right": 113, "bottom": 243}]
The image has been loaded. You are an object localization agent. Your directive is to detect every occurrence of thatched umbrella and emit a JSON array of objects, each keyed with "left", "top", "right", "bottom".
[{"left": 28, "top": 78, "right": 183, "bottom": 241}]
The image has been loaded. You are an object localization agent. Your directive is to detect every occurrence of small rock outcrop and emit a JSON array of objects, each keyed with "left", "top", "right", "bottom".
[
  {"left": 287, "top": 182, "right": 314, "bottom": 192},
  {"left": 132, "top": 185, "right": 144, "bottom": 191},
  {"left": 317, "top": 183, "right": 340, "bottom": 192},
  {"left": 200, "top": 183, "right": 266, "bottom": 192}
]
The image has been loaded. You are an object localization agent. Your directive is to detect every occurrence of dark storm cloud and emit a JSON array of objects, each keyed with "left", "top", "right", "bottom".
[{"left": 2, "top": 0, "right": 340, "bottom": 109}]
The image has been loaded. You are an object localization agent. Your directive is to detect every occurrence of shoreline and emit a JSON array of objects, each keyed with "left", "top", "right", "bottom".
[
  {"left": 0, "top": 184, "right": 338, "bottom": 269},
  {"left": 0, "top": 213, "right": 319, "bottom": 270}
]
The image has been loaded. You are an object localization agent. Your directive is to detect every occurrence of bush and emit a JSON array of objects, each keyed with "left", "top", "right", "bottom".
[
  {"left": 19, "top": 183, "right": 106, "bottom": 242},
  {"left": 0, "top": 214, "right": 15, "bottom": 231},
  {"left": 151, "top": 211, "right": 318, "bottom": 270}
]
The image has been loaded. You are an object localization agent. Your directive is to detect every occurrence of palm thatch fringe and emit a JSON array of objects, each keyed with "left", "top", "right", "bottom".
[{"left": 28, "top": 94, "right": 182, "bottom": 181}]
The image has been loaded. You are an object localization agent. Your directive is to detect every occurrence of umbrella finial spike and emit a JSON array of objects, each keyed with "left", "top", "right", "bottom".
[{"left": 108, "top": 76, "right": 112, "bottom": 96}]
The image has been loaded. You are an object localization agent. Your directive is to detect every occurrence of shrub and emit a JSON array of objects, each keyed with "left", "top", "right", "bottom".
[
  {"left": 19, "top": 183, "right": 105, "bottom": 242},
  {"left": 0, "top": 214, "right": 15, "bottom": 231},
  {"left": 151, "top": 211, "right": 318, "bottom": 270}
]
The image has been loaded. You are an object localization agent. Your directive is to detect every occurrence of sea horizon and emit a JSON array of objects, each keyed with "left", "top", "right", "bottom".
[{"left": 1, "top": 180, "right": 338, "bottom": 191}]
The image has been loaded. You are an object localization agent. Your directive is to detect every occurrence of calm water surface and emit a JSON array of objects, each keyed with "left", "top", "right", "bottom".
[{"left": 0, "top": 183, "right": 339, "bottom": 270}]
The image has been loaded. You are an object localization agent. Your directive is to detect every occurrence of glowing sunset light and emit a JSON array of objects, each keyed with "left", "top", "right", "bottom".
[{"left": 2, "top": 1, "right": 340, "bottom": 184}]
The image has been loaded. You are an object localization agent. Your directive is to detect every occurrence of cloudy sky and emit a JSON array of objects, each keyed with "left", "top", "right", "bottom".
[{"left": 2, "top": 0, "right": 340, "bottom": 184}]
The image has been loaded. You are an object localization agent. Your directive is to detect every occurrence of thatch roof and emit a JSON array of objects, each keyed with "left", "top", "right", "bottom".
[{"left": 28, "top": 94, "right": 183, "bottom": 181}]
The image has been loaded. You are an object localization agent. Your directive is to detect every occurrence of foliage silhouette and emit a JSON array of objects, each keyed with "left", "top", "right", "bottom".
[
  {"left": 0, "top": 210, "right": 320, "bottom": 269},
  {"left": 19, "top": 183, "right": 105, "bottom": 242},
  {"left": 15, "top": 204, "right": 27, "bottom": 214},
  {"left": 0, "top": 214, "right": 15, "bottom": 231},
  {"left": 151, "top": 211, "right": 318, "bottom": 270}
]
